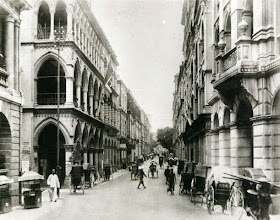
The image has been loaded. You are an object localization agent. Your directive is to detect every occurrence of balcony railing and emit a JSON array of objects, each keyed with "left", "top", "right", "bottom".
[
  {"left": 37, "top": 93, "right": 66, "bottom": 105},
  {"left": 223, "top": 47, "right": 237, "bottom": 72},
  {"left": 37, "top": 26, "right": 50, "bottom": 40}
]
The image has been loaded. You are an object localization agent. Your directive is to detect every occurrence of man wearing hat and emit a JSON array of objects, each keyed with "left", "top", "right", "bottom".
[{"left": 137, "top": 165, "right": 147, "bottom": 189}]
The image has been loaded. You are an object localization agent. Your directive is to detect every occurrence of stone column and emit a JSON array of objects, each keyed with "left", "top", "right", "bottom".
[
  {"left": 83, "top": 151, "right": 88, "bottom": 163},
  {"left": 66, "top": 77, "right": 73, "bottom": 104},
  {"left": 211, "top": 130, "right": 219, "bottom": 166},
  {"left": 94, "top": 151, "right": 99, "bottom": 170},
  {"left": 50, "top": 10, "right": 55, "bottom": 40},
  {"left": 4, "top": 16, "right": 15, "bottom": 88},
  {"left": 89, "top": 94, "right": 94, "bottom": 116},
  {"left": 230, "top": 123, "right": 253, "bottom": 173},
  {"left": 83, "top": 89, "right": 88, "bottom": 112},
  {"left": 66, "top": 8, "right": 73, "bottom": 41},
  {"left": 89, "top": 149, "right": 94, "bottom": 165},
  {"left": 94, "top": 99, "right": 99, "bottom": 117},
  {"left": 64, "top": 144, "right": 74, "bottom": 187},
  {"left": 76, "top": 83, "right": 81, "bottom": 108},
  {"left": 219, "top": 127, "right": 231, "bottom": 167},
  {"left": 14, "top": 20, "right": 20, "bottom": 91},
  {"left": 98, "top": 150, "right": 103, "bottom": 173},
  {"left": 100, "top": 101, "right": 104, "bottom": 121}
]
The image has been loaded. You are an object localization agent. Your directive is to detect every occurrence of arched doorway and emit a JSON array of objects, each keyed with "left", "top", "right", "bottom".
[
  {"left": 38, "top": 123, "right": 66, "bottom": 184},
  {"left": 0, "top": 113, "right": 11, "bottom": 170},
  {"left": 37, "top": 58, "right": 66, "bottom": 105},
  {"left": 236, "top": 99, "right": 253, "bottom": 168}
]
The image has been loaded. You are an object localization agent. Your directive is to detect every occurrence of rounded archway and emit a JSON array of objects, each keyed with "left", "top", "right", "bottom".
[
  {"left": 37, "top": 58, "right": 66, "bottom": 105},
  {"left": 0, "top": 113, "right": 11, "bottom": 169},
  {"left": 236, "top": 99, "right": 253, "bottom": 168},
  {"left": 272, "top": 90, "right": 280, "bottom": 115},
  {"left": 38, "top": 123, "right": 66, "bottom": 184}
]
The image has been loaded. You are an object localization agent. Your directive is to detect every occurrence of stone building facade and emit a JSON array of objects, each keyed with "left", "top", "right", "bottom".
[
  {"left": 174, "top": 0, "right": 280, "bottom": 184},
  {"left": 20, "top": 0, "right": 118, "bottom": 184},
  {"left": 0, "top": 0, "right": 30, "bottom": 206}
]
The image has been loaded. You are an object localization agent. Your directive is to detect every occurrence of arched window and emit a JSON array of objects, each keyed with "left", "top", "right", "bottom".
[
  {"left": 37, "top": 58, "right": 66, "bottom": 105},
  {"left": 225, "top": 14, "right": 231, "bottom": 52},
  {"left": 272, "top": 90, "right": 280, "bottom": 115},
  {"left": 37, "top": 2, "right": 50, "bottom": 39},
  {"left": 54, "top": 1, "right": 67, "bottom": 32}
]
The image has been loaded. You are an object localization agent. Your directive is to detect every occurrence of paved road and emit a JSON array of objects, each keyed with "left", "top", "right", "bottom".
[{"left": 37, "top": 160, "right": 234, "bottom": 220}]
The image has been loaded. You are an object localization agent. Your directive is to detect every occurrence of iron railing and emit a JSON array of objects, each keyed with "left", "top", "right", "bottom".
[{"left": 37, "top": 93, "right": 66, "bottom": 105}]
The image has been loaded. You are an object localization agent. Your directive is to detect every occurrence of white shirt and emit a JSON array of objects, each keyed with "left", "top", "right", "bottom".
[{"left": 47, "top": 174, "right": 60, "bottom": 189}]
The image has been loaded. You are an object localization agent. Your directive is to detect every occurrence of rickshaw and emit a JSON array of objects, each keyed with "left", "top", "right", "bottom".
[
  {"left": 103, "top": 161, "right": 112, "bottom": 181},
  {"left": 69, "top": 164, "right": 85, "bottom": 195},
  {"left": 206, "top": 166, "right": 233, "bottom": 214},
  {"left": 225, "top": 168, "right": 280, "bottom": 220},
  {"left": 190, "top": 164, "right": 211, "bottom": 205},
  {"left": 179, "top": 161, "right": 195, "bottom": 195},
  {"left": 148, "top": 162, "right": 158, "bottom": 178},
  {"left": 159, "top": 156, "right": 164, "bottom": 168},
  {"left": 131, "top": 164, "right": 138, "bottom": 180}
]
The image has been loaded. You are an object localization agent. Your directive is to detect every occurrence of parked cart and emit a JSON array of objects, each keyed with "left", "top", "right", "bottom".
[
  {"left": 179, "top": 161, "right": 195, "bottom": 195},
  {"left": 69, "top": 164, "right": 85, "bottom": 195},
  {"left": 190, "top": 164, "right": 211, "bottom": 205},
  {"left": 206, "top": 166, "right": 233, "bottom": 214},
  {"left": 19, "top": 171, "right": 43, "bottom": 209}
]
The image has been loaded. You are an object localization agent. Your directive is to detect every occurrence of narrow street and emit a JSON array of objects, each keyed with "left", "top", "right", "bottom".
[{"left": 4, "top": 160, "right": 236, "bottom": 220}]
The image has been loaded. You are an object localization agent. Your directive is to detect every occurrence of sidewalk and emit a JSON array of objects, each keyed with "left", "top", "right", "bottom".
[{"left": 2, "top": 169, "right": 127, "bottom": 220}]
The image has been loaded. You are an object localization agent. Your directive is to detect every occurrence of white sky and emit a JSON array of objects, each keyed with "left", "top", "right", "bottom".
[{"left": 93, "top": 0, "right": 184, "bottom": 132}]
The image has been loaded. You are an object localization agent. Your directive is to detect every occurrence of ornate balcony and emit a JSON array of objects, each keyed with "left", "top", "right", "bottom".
[
  {"left": 223, "top": 47, "right": 237, "bottom": 72},
  {"left": 37, "top": 26, "right": 50, "bottom": 39},
  {"left": 37, "top": 93, "right": 66, "bottom": 105}
]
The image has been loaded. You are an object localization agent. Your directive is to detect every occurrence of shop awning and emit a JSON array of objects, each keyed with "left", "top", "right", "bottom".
[
  {"left": 0, "top": 175, "right": 13, "bottom": 185},
  {"left": 19, "top": 171, "right": 44, "bottom": 182}
]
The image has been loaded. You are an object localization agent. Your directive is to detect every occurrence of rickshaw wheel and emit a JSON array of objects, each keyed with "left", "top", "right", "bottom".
[
  {"left": 207, "top": 186, "right": 215, "bottom": 214},
  {"left": 190, "top": 189, "right": 194, "bottom": 203},
  {"left": 229, "top": 189, "right": 244, "bottom": 220}
]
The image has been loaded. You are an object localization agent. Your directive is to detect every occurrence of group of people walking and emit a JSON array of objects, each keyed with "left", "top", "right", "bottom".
[{"left": 164, "top": 165, "right": 176, "bottom": 195}]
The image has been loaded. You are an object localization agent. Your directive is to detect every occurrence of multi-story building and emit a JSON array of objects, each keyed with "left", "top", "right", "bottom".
[
  {"left": 20, "top": 0, "right": 118, "bottom": 184},
  {"left": 173, "top": 0, "right": 213, "bottom": 164},
  {"left": 116, "top": 78, "right": 128, "bottom": 166},
  {"left": 0, "top": 0, "right": 30, "bottom": 206},
  {"left": 174, "top": 0, "right": 280, "bottom": 186}
]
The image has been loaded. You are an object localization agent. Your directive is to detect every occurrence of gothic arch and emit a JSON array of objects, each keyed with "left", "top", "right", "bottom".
[
  {"left": 34, "top": 117, "right": 70, "bottom": 146},
  {"left": 34, "top": 52, "right": 69, "bottom": 77}
]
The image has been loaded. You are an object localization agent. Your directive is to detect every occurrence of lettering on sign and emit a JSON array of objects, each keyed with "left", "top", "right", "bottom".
[{"left": 22, "top": 141, "right": 31, "bottom": 154}]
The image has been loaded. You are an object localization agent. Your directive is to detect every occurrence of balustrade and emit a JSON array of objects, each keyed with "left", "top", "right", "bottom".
[{"left": 223, "top": 47, "right": 237, "bottom": 72}]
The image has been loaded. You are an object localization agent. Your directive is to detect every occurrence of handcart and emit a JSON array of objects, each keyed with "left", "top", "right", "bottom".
[
  {"left": 0, "top": 175, "right": 13, "bottom": 214},
  {"left": 131, "top": 164, "right": 138, "bottom": 180},
  {"left": 19, "top": 171, "right": 44, "bottom": 209},
  {"left": 69, "top": 164, "right": 85, "bottom": 195},
  {"left": 179, "top": 161, "right": 195, "bottom": 195},
  {"left": 190, "top": 164, "right": 211, "bottom": 205},
  {"left": 225, "top": 168, "right": 280, "bottom": 220},
  {"left": 206, "top": 166, "right": 233, "bottom": 214}
]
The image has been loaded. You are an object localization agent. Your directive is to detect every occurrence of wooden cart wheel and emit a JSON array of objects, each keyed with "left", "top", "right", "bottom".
[
  {"left": 207, "top": 186, "right": 215, "bottom": 214},
  {"left": 229, "top": 189, "right": 244, "bottom": 220}
]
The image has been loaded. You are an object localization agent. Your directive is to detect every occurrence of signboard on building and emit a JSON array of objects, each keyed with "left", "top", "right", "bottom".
[
  {"left": 22, "top": 142, "right": 31, "bottom": 154},
  {"left": 21, "top": 161, "right": 30, "bottom": 173}
]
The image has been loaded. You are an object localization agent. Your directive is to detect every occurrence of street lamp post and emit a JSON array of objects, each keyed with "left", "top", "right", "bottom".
[{"left": 54, "top": 26, "right": 66, "bottom": 168}]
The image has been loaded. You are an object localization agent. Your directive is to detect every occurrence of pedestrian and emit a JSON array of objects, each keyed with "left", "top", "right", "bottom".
[
  {"left": 164, "top": 165, "right": 170, "bottom": 185},
  {"left": 167, "top": 169, "right": 176, "bottom": 195},
  {"left": 47, "top": 168, "right": 60, "bottom": 202},
  {"left": 137, "top": 165, "right": 147, "bottom": 189}
]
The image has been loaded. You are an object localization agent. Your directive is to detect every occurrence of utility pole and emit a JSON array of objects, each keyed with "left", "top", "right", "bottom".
[{"left": 54, "top": 24, "right": 66, "bottom": 168}]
